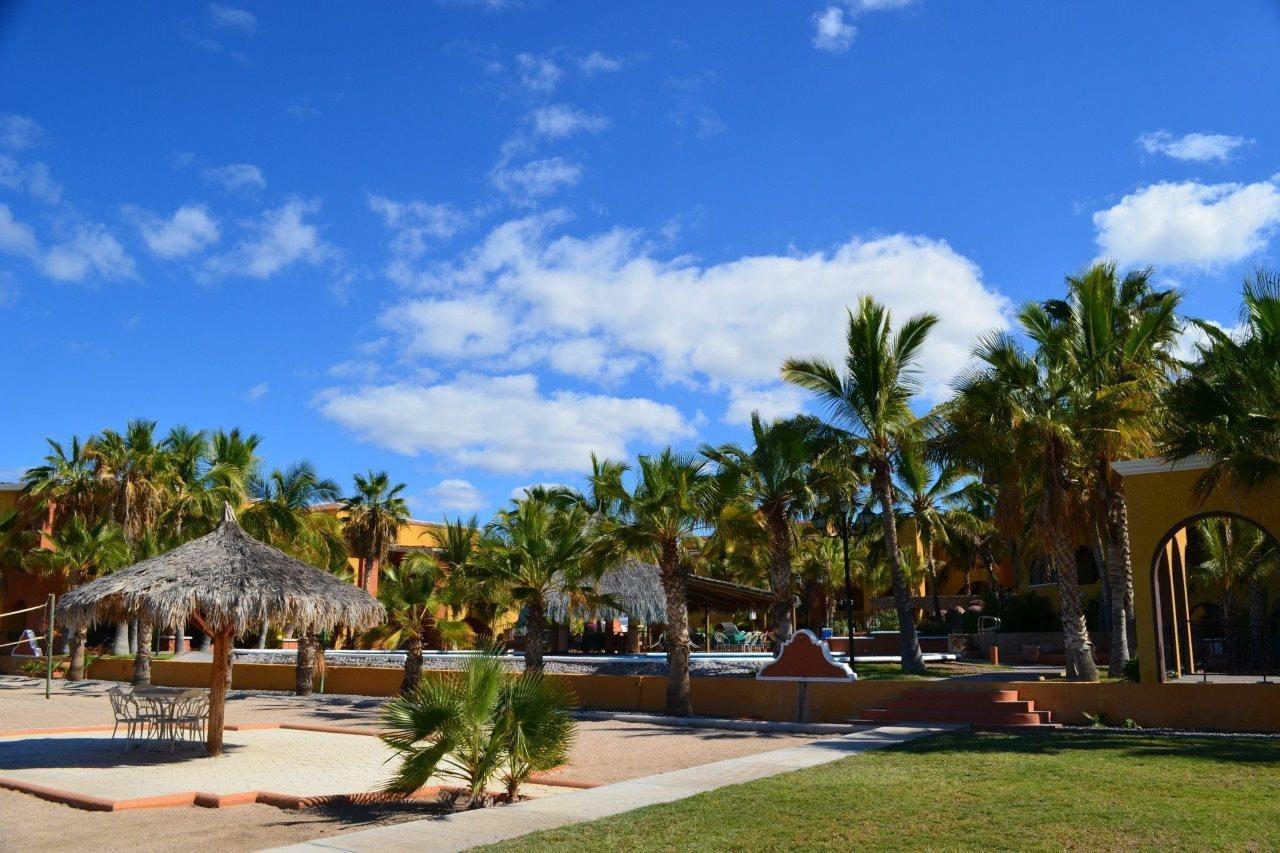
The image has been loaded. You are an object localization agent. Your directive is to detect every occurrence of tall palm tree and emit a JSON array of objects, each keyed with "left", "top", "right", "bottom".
[
  {"left": 1162, "top": 269, "right": 1280, "bottom": 498},
  {"left": 478, "top": 493, "right": 599, "bottom": 673},
  {"left": 438, "top": 515, "right": 508, "bottom": 641},
  {"left": 1190, "top": 517, "right": 1280, "bottom": 666},
  {"left": 701, "top": 413, "right": 818, "bottom": 649},
  {"left": 158, "top": 425, "right": 213, "bottom": 542},
  {"left": 28, "top": 515, "right": 129, "bottom": 680},
  {"left": 342, "top": 470, "right": 410, "bottom": 596},
  {"left": 21, "top": 435, "right": 105, "bottom": 527},
  {"left": 368, "top": 553, "right": 470, "bottom": 693},
  {"left": 1048, "top": 262, "right": 1180, "bottom": 676},
  {"left": 782, "top": 296, "right": 936, "bottom": 673},
  {"left": 592, "top": 449, "right": 720, "bottom": 715},
  {"left": 949, "top": 302, "right": 1114, "bottom": 681},
  {"left": 243, "top": 461, "right": 344, "bottom": 647},
  {"left": 87, "top": 419, "right": 169, "bottom": 543},
  {"left": 894, "top": 436, "right": 969, "bottom": 622}
]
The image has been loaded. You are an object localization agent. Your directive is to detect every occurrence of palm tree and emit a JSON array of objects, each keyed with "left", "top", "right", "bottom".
[
  {"left": 701, "top": 414, "right": 818, "bottom": 650},
  {"left": 894, "top": 436, "right": 967, "bottom": 622},
  {"left": 1048, "top": 262, "right": 1180, "bottom": 676},
  {"left": 158, "top": 426, "right": 213, "bottom": 542},
  {"left": 1190, "top": 518, "right": 1280, "bottom": 666},
  {"left": 782, "top": 296, "right": 936, "bottom": 674},
  {"left": 592, "top": 449, "right": 720, "bottom": 715},
  {"left": 28, "top": 515, "right": 129, "bottom": 680},
  {"left": 437, "top": 515, "right": 508, "bottom": 642},
  {"left": 1162, "top": 269, "right": 1280, "bottom": 498},
  {"left": 478, "top": 493, "right": 598, "bottom": 673},
  {"left": 369, "top": 553, "right": 469, "bottom": 693},
  {"left": 949, "top": 304, "right": 1108, "bottom": 681},
  {"left": 342, "top": 470, "right": 410, "bottom": 596},
  {"left": 242, "top": 461, "right": 344, "bottom": 648},
  {"left": 21, "top": 435, "right": 104, "bottom": 527}
]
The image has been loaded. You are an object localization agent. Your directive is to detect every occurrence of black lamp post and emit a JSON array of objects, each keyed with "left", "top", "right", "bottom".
[{"left": 820, "top": 493, "right": 865, "bottom": 677}]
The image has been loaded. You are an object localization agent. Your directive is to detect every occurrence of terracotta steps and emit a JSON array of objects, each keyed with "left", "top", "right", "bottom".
[{"left": 853, "top": 688, "right": 1059, "bottom": 730}]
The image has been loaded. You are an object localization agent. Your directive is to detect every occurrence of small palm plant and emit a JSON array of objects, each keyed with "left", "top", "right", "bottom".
[{"left": 380, "top": 653, "right": 576, "bottom": 808}]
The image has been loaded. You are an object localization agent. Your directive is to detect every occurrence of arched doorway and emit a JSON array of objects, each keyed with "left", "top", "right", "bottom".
[{"left": 1150, "top": 511, "right": 1280, "bottom": 682}]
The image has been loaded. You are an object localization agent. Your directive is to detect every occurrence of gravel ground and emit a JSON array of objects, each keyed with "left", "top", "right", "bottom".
[{"left": 0, "top": 676, "right": 824, "bottom": 852}]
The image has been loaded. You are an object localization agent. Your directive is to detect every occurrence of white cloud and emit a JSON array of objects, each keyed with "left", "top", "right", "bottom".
[
  {"left": 812, "top": 7, "right": 856, "bottom": 52},
  {"left": 136, "top": 205, "right": 220, "bottom": 259},
  {"left": 206, "top": 199, "right": 334, "bottom": 279},
  {"left": 1138, "top": 131, "right": 1250, "bottom": 164},
  {"left": 425, "top": 478, "right": 485, "bottom": 513},
  {"left": 0, "top": 204, "right": 38, "bottom": 257},
  {"left": 0, "top": 114, "right": 43, "bottom": 150},
  {"left": 318, "top": 373, "right": 693, "bottom": 474},
  {"left": 1093, "top": 179, "right": 1280, "bottom": 267},
  {"left": 491, "top": 157, "right": 582, "bottom": 202},
  {"left": 530, "top": 104, "right": 609, "bottom": 139},
  {"left": 386, "top": 214, "right": 1009, "bottom": 405},
  {"left": 580, "top": 52, "right": 623, "bottom": 75},
  {"left": 0, "top": 155, "right": 61, "bottom": 203},
  {"left": 40, "top": 224, "right": 136, "bottom": 282},
  {"left": 204, "top": 162, "right": 265, "bottom": 192},
  {"left": 385, "top": 296, "right": 514, "bottom": 359},
  {"left": 848, "top": 0, "right": 916, "bottom": 10},
  {"left": 368, "top": 193, "right": 465, "bottom": 264},
  {"left": 245, "top": 381, "right": 269, "bottom": 401},
  {"left": 546, "top": 337, "right": 638, "bottom": 382},
  {"left": 208, "top": 3, "right": 257, "bottom": 33},
  {"left": 516, "top": 53, "right": 562, "bottom": 93},
  {"left": 1172, "top": 318, "right": 1248, "bottom": 364},
  {"left": 723, "top": 385, "right": 807, "bottom": 425}
]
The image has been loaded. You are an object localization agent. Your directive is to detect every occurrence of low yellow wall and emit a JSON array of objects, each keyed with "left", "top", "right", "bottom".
[{"left": 78, "top": 658, "right": 1280, "bottom": 733}]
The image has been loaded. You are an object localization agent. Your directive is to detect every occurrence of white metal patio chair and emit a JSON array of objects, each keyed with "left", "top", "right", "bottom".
[{"left": 108, "top": 685, "right": 157, "bottom": 747}]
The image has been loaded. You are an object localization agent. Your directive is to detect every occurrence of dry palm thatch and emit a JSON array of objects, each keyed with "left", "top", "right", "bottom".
[
  {"left": 57, "top": 503, "right": 383, "bottom": 757},
  {"left": 545, "top": 559, "right": 667, "bottom": 625},
  {"left": 59, "top": 503, "right": 384, "bottom": 635}
]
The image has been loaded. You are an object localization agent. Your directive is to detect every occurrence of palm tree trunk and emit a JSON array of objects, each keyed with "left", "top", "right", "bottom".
[
  {"left": 112, "top": 622, "right": 130, "bottom": 656},
  {"left": 1104, "top": 478, "right": 1133, "bottom": 677},
  {"left": 257, "top": 622, "right": 269, "bottom": 649},
  {"left": 66, "top": 626, "right": 88, "bottom": 681},
  {"left": 295, "top": 631, "right": 315, "bottom": 696},
  {"left": 401, "top": 632, "right": 424, "bottom": 693},
  {"left": 132, "top": 619, "right": 152, "bottom": 686},
  {"left": 660, "top": 536, "right": 694, "bottom": 715},
  {"left": 173, "top": 623, "right": 186, "bottom": 655},
  {"left": 1051, "top": 523, "right": 1099, "bottom": 681},
  {"left": 525, "top": 598, "right": 547, "bottom": 673},
  {"left": 766, "top": 505, "right": 793, "bottom": 652},
  {"left": 876, "top": 468, "right": 926, "bottom": 673},
  {"left": 922, "top": 528, "right": 942, "bottom": 621},
  {"left": 364, "top": 555, "right": 382, "bottom": 597}
]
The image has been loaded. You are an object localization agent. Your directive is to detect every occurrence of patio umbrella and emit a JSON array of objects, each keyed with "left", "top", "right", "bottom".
[{"left": 57, "top": 503, "right": 384, "bottom": 756}]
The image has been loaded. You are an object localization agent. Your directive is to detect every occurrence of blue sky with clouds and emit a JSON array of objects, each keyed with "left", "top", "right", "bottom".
[{"left": 1, "top": 0, "right": 1278, "bottom": 517}]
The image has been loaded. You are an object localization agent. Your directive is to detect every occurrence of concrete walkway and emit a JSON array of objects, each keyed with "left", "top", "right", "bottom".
[{"left": 274, "top": 723, "right": 955, "bottom": 852}]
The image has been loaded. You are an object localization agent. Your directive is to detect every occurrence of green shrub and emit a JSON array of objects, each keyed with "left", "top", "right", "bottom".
[
  {"left": 380, "top": 652, "right": 576, "bottom": 807},
  {"left": 1122, "top": 657, "right": 1141, "bottom": 682}
]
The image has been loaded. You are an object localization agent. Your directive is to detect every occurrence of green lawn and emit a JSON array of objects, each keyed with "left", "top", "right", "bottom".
[{"left": 485, "top": 731, "right": 1280, "bottom": 852}]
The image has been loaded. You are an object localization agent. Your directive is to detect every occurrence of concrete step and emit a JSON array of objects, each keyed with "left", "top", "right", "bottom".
[
  {"left": 860, "top": 707, "right": 1047, "bottom": 726},
  {"left": 897, "top": 689, "right": 1020, "bottom": 703},
  {"left": 882, "top": 696, "right": 1037, "bottom": 714}
]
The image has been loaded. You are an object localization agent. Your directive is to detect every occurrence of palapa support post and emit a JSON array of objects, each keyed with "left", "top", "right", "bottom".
[
  {"left": 207, "top": 627, "right": 233, "bottom": 757},
  {"left": 44, "top": 593, "right": 55, "bottom": 700}
]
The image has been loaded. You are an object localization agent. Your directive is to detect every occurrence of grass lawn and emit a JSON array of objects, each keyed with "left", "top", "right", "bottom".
[
  {"left": 852, "top": 661, "right": 1010, "bottom": 680},
  {"left": 485, "top": 730, "right": 1280, "bottom": 852}
]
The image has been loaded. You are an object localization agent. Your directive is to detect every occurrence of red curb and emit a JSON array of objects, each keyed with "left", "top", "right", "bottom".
[{"left": 0, "top": 725, "right": 116, "bottom": 737}]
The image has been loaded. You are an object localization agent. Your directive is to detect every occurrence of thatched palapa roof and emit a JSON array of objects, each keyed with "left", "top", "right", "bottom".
[
  {"left": 545, "top": 559, "right": 774, "bottom": 625},
  {"left": 58, "top": 503, "right": 384, "bottom": 635}
]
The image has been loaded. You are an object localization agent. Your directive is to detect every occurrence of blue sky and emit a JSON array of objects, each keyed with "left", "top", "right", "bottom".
[{"left": 1, "top": 0, "right": 1278, "bottom": 518}]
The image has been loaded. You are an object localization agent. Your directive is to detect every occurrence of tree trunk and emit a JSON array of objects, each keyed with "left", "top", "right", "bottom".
[
  {"left": 659, "top": 536, "right": 694, "bottom": 715},
  {"left": 128, "top": 619, "right": 137, "bottom": 654},
  {"left": 112, "top": 621, "right": 130, "bottom": 656},
  {"left": 766, "top": 504, "right": 794, "bottom": 653},
  {"left": 295, "top": 630, "right": 315, "bottom": 696},
  {"left": 364, "top": 555, "right": 382, "bottom": 597},
  {"left": 401, "top": 632, "right": 424, "bottom": 693},
  {"left": 1104, "top": 477, "right": 1133, "bottom": 677},
  {"left": 174, "top": 623, "right": 186, "bottom": 656},
  {"left": 1050, "top": 522, "right": 1099, "bottom": 681},
  {"left": 132, "top": 619, "right": 152, "bottom": 686},
  {"left": 208, "top": 629, "right": 231, "bottom": 757},
  {"left": 524, "top": 598, "right": 546, "bottom": 673},
  {"left": 198, "top": 632, "right": 212, "bottom": 653},
  {"left": 66, "top": 626, "right": 88, "bottom": 681},
  {"left": 876, "top": 467, "right": 926, "bottom": 673},
  {"left": 922, "top": 527, "right": 942, "bottom": 622},
  {"left": 257, "top": 622, "right": 269, "bottom": 650}
]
